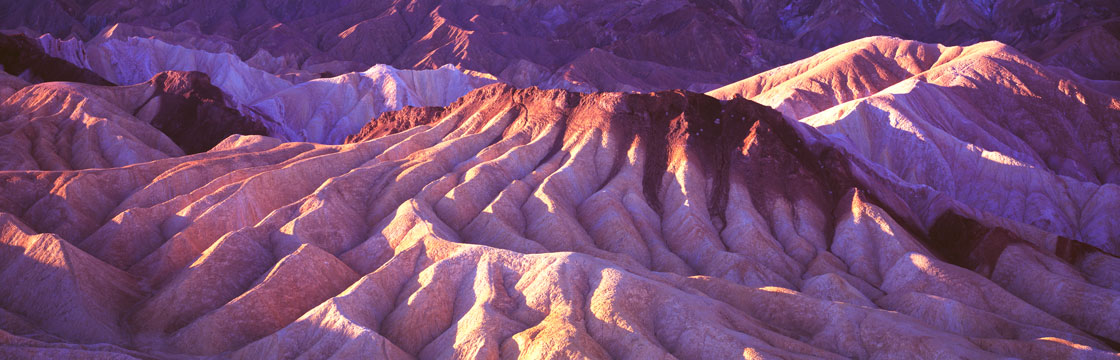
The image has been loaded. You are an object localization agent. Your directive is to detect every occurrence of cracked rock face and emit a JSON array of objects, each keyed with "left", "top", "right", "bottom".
[{"left": 1, "top": 79, "right": 1117, "bottom": 358}]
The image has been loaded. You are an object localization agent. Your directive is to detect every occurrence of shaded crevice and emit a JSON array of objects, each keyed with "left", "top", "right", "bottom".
[{"left": 927, "top": 209, "right": 1114, "bottom": 276}]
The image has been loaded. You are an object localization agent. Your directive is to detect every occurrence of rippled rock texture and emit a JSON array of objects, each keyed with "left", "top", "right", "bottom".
[{"left": 0, "top": 81, "right": 1117, "bottom": 358}]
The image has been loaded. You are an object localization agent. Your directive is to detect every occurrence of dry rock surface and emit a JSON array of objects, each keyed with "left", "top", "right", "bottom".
[
  {"left": 0, "top": 70, "right": 268, "bottom": 170},
  {"left": 250, "top": 64, "right": 496, "bottom": 144},
  {"left": 32, "top": 33, "right": 498, "bottom": 144},
  {"left": 0, "top": 77, "right": 1118, "bottom": 358},
  {"left": 710, "top": 36, "right": 1120, "bottom": 254},
  {"left": 4, "top": 0, "right": 1118, "bottom": 92},
  {"left": 0, "top": 33, "right": 112, "bottom": 86}
]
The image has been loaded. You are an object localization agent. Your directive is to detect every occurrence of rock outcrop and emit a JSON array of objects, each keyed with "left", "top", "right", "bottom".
[
  {"left": 0, "top": 82, "right": 1116, "bottom": 358},
  {"left": 141, "top": 71, "right": 270, "bottom": 154}
]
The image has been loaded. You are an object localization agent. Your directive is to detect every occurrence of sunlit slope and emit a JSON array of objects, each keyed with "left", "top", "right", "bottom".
[
  {"left": 1, "top": 84, "right": 1117, "bottom": 358},
  {"left": 711, "top": 36, "right": 1120, "bottom": 253}
]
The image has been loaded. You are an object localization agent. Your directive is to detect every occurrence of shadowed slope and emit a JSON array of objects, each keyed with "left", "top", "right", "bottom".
[
  {"left": 0, "top": 83, "right": 1116, "bottom": 358},
  {"left": 0, "top": 72, "right": 29, "bottom": 102},
  {"left": 0, "top": 33, "right": 112, "bottom": 86},
  {"left": 142, "top": 71, "right": 270, "bottom": 154},
  {"left": 1040, "top": 19, "right": 1120, "bottom": 81}
]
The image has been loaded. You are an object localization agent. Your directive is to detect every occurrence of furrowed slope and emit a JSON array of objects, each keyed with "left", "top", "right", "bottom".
[
  {"left": 0, "top": 71, "right": 268, "bottom": 170},
  {"left": 0, "top": 84, "right": 1116, "bottom": 358},
  {"left": 35, "top": 34, "right": 499, "bottom": 144},
  {"left": 35, "top": 34, "right": 294, "bottom": 105},
  {"left": 710, "top": 36, "right": 1120, "bottom": 254},
  {"left": 250, "top": 64, "right": 496, "bottom": 144}
]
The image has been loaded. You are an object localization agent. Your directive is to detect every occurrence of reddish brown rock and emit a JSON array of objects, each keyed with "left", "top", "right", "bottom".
[
  {"left": 345, "top": 106, "right": 446, "bottom": 144},
  {"left": 139, "top": 71, "right": 269, "bottom": 154}
]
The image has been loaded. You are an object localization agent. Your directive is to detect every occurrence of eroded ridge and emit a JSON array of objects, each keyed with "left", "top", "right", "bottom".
[
  {"left": 0, "top": 70, "right": 268, "bottom": 171},
  {"left": 711, "top": 37, "right": 1120, "bottom": 254},
  {"left": 0, "top": 84, "right": 1118, "bottom": 358}
]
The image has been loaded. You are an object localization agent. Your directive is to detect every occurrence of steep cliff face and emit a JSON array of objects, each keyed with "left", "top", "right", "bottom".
[{"left": 0, "top": 83, "right": 1116, "bottom": 358}]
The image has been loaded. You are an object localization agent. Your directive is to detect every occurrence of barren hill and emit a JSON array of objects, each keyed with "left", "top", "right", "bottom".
[
  {"left": 710, "top": 36, "right": 1120, "bottom": 254},
  {"left": 1, "top": 81, "right": 1117, "bottom": 358},
  {"left": 4, "top": 0, "right": 1118, "bottom": 92}
]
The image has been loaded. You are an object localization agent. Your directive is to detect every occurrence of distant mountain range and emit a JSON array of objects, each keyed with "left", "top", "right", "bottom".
[{"left": 4, "top": 0, "right": 1118, "bottom": 91}]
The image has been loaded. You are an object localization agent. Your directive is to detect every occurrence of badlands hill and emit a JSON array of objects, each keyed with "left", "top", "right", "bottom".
[
  {"left": 3, "top": 0, "right": 1118, "bottom": 92},
  {"left": 1, "top": 75, "right": 1119, "bottom": 358},
  {"left": 33, "top": 33, "right": 295, "bottom": 105},
  {"left": 30, "top": 33, "right": 497, "bottom": 144},
  {"left": 251, "top": 64, "right": 496, "bottom": 144},
  {"left": 0, "top": 70, "right": 268, "bottom": 170},
  {"left": 709, "top": 36, "right": 1120, "bottom": 254},
  {"left": 0, "top": 33, "right": 112, "bottom": 86}
]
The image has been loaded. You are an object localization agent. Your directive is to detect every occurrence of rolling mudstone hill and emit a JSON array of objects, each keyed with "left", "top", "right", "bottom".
[
  {"left": 10, "top": 31, "right": 498, "bottom": 145},
  {"left": 709, "top": 36, "right": 1120, "bottom": 255},
  {"left": 0, "top": 35, "right": 1119, "bottom": 357},
  {"left": 0, "top": 69, "right": 269, "bottom": 170}
]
